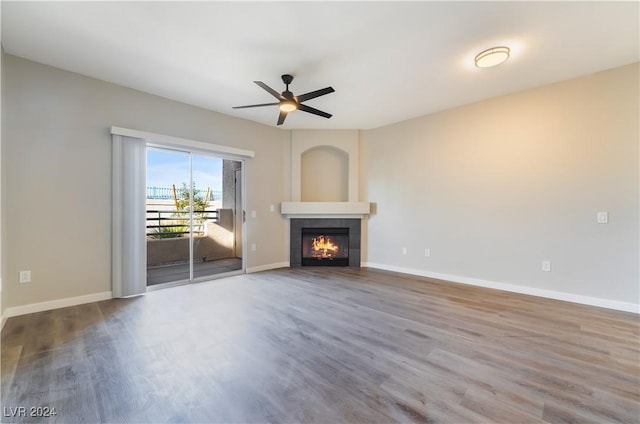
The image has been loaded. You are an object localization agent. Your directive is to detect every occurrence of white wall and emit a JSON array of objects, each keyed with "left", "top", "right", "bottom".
[
  {"left": 3, "top": 55, "right": 289, "bottom": 310},
  {"left": 361, "top": 63, "right": 639, "bottom": 309}
]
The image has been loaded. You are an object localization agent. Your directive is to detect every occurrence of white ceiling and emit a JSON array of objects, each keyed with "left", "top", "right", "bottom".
[{"left": 1, "top": 1, "right": 638, "bottom": 130}]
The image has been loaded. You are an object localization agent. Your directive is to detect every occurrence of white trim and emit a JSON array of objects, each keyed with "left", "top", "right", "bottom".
[
  {"left": 363, "top": 262, "right": 639, "bottom": 314},
  {"left": 4, "top": 291, "right": 113, "bottom": 319},
  {"left": 283, "top": 214, "right": 368, "bottom": 219},
  {"left": 281, "top": 201, "right": 370, "bottom": 217},
  {"left": 239, "top": 165, "right": 247, "bottom": 274},
  {"left": 247, "top": 262, "right": 289, "bottom": 273},
  {"left": 110, "top": 126, "right": 255, "bottom": 159}
]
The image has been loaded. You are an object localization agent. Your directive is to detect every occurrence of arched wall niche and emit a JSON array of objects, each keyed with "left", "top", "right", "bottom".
[
  {"left": 301, "top": 145, "right": 349, "bottom": 202},
  {"left": 289, "top": 129, "right": 360, "bottom": 203}
]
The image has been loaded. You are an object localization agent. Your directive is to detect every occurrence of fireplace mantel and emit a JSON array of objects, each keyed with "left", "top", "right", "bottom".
[{"left": 281, "top": 202, "right": 370, "bottom": 218}]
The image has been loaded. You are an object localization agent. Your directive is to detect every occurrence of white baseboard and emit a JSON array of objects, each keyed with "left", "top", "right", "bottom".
[
  {"left": 363, "top": 262, "right": 639, "bottom": 314},
  {"left": 4, "top": 291, "right": 113, "bottom": 319},
  {"left": 247, "top": 262, "right": 289, "bottom": 273}
]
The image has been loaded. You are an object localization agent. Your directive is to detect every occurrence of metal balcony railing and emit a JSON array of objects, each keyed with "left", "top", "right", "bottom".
[{"left": 146, "top": 210, "right": 218, "bottom": 238}]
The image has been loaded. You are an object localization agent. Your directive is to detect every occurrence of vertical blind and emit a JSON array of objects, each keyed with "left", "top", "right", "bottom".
[{"left": 112, "top": 135, "right": 147, "bottom": 297}]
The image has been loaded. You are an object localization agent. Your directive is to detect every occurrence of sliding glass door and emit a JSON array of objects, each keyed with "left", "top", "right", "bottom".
[{"left": 146, "top": 147, "right": 243, "bottom": 287}]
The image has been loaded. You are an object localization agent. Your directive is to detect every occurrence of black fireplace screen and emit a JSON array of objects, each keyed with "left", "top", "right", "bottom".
[{"left": 301, "top": 227, "right": 349, "bottom": 266}]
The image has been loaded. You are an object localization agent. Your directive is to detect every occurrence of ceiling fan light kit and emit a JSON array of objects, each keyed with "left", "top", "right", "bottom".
[
  {"left": 279, "top": 99, "right": 297, "bottom": 112},
  {"left": 233, "top": 74, "right": 335, "bottom": 125},
  {"left": 475, "top": 46, "right": 511, "bottom": 68}
]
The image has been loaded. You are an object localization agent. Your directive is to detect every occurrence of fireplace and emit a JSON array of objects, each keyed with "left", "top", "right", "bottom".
[
  {"left": 301, "top": 227, "right": 349, "bottom": 266},
  {"left": 290, "top": 218, "right": 361, "bottom": 267}
]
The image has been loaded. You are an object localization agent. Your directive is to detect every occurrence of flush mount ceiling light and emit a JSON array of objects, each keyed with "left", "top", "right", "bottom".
[{"left": 474, "top": 46, "right": 510, "bottom": 68}]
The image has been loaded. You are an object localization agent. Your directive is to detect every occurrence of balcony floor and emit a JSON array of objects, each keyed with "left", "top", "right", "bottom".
[{"left": 147, "top": 257, "right": 242, "bottom": 286}]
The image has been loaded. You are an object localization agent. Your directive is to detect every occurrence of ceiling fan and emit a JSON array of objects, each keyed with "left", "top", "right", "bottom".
[{"left": 233, "top": 74, "right": 335, "bottom": 125}]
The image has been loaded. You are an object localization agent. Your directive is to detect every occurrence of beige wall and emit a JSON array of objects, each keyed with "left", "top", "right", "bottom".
[
  {"left": 290, "top": 129, "right": 360, "bottom": 202},
  {"left": 361, "top": 63, "right": 639, "bottom": 305},
  {"left": 3, "top": 55, "right": 289, "bottom": 309},
  {"left": 1, "top": 47, "right": 6, "bottom": 319},
  {"left": 3, "top": 52, "right": 638, "bottom": 312},
  {"left": 301, "top": 146, "right": 349, "bottom": 202}
]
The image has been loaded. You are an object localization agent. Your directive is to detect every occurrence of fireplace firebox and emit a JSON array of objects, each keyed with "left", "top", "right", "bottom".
[
  {"left": 290, "top": 218, "right": 360, "bottom": 267},
  {"left": 301, "top": 228, "right": 349, "bottom": 266}
]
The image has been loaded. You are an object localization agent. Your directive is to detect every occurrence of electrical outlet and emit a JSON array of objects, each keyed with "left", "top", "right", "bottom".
[
  {"left": 402, "top": 247, "right": 407, "bottom": 255},
  {"left": 251, "top": 243, "right": 257, "bottom": 252},
  {"left": 542, "top": 260, "right": 551, "bottom": 272},
  {"left": 251, "top": 210, "right": 257, "bottom": 218},
  {"left": 270, "top": 204, "right": 275, "bottom": 212},
  {"left": 597, "top": 211, "right": 608, "bottom": 224},
  {"left": 19, "top": 270, "right": 31, "bottom": 284},
  {"left": 424, "top": 248, "right": 431, "bottom": 257}
]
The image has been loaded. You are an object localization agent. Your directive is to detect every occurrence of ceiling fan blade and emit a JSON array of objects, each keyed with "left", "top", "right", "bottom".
[
  {"left": 232, "top": 102, "right": 279, "bottom": 109},
  {"left": 254, "top": 81, "right": 282, "bottom": 99},
  {"left": 277, "top": 110, "right": 288, "bottom": 125},
  {"left": 298, "top": 103, "right": 332, "bottom": 119},
  {"left": 296, "top": 86, "right": 335, "bottom": 102}
]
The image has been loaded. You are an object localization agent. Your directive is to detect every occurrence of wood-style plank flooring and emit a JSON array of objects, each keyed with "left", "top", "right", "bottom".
[
  {"left": 147, "top": 257, "right": 243, "bottom": 286},
  {"left": 1, "top": 267, "right": 639, "bottom": 423}
]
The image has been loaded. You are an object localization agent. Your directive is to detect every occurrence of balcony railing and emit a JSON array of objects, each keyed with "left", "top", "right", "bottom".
[
  {"left": 146, "top": 210, "right": 218, "bottom": 238},
  {"left": 146, "top": 186, "right": 222, "bottom": 201},
  {"left": 146, "top": 186, "right": 175, "bottom": 200}
]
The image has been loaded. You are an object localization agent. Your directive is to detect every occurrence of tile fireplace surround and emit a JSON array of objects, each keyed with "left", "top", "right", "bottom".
[{"left": 290, "top": 218, "right": 361, "bottom": 267}]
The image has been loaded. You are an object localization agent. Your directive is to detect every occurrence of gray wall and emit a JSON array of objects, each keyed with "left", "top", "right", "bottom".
[
  {"left": 361, "top": 63, "right": 639, "bottom": 305},
  {"left": 3, "top": 54, "right": 289, "bottom": 309}
]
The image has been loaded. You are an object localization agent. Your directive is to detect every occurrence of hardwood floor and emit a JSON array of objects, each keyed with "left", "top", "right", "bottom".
[{"left": 1, "top": 267, "right": 638, "bottom": 423}]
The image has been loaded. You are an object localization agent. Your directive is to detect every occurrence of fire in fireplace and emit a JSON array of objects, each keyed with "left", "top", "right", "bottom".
[{"left": 301, "top": 227, "right": 349, "bottom": 266}]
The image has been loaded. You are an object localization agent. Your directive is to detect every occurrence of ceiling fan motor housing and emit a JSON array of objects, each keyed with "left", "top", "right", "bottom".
[
  {"left": 281, "top": 74, "right": 294, "bottom": 85},
  {"left": 281, "top": 75, "right": 295, "bottom": 99}
]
